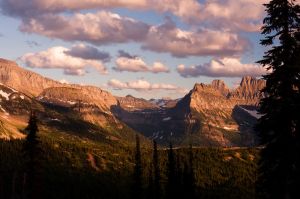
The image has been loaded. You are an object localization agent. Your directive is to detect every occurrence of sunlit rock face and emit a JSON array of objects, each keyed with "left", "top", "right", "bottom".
[
  {"left": 113, "top": 77, "right": 265, "bottom": 147},
  {"left": 0, "top": 58, "right": 61, "bottom": 96}
]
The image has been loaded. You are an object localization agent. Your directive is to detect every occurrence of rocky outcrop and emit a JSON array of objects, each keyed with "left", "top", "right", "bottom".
[
  {"left": 211, "top": 80, "right": 230, "bottom": 96},
  {"left": 117, "top": 95, "right": 159, "bottom": 111},
  {"left": 228, "top": 76, "right": 265, "bottom": 105},
  {"left": 0, "top": 58, "right": 61, "bottom": 96},
  {"left": 168, "top": 77, "right": 265, "bottom": 146}
]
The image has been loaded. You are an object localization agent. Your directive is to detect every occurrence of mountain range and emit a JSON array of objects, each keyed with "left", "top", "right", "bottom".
[{"left": 0, "top": 58, "right": 265, "bottom": 146}]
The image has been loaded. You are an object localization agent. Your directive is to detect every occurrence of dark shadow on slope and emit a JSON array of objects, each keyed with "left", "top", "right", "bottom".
[
  {"left": 231, "top": 105, "right": 259, "bottom": 146},
  {"left": 110, "top": 103, "right": 189, "bottom": 145}
]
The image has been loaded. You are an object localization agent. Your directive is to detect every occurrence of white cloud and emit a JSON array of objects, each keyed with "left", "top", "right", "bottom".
[
  {"left": 19, "top": 11, "right": 150, "bottom": 45},
  {"left": 142, "top": 18, "right": 249, "bottom": 57},
  {"left": 151, "top": 62, "right": 170, "bottom": 73},
  {"left": 114, "top": 56, "right": 169, "bottom": 73},
  {"left": 1, "top": 0, "right": 268, "bottom": 31},
  {"left": 177, "top": 57, "right": 267, "bottom": 78},
  {"left": 107, "top": 79, "right": 185, "bottom": 92},
  {"left": 20, "top": 46, "right": 108, "bottom": 76}
]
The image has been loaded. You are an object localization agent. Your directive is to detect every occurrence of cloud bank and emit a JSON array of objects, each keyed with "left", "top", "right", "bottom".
[
  {"left": 113, "top": 51, "right": 169, "bottom": 73},
  {"left": 177, "top": 57, "right": 267, "bottom": 78},
  {"left": 20, "top": 46, "right": 108, "bottom": 76},
  {"left": 1, "top": 0, "right": 267, "bottom": 31},
  {"left": 107, "top": 79, "right": 187, "bottom": 93},
  {"left": 0, "top": 0, "right": 258, "bottom": 58}
]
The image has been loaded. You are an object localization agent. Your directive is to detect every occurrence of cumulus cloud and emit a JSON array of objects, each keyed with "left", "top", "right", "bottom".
[
  {"left": 196, "top": 0, "right": 267, "bottom": 32},
  {"left": 0, "top": 0, "right": 148, "bottom": 17},
  {"left": 64, "top": 44, "right": 111, "bottom": 62},
  {"left": 0, "top": 0, "right": 269, "bottom": 32},
  {"left": 177, "top": 57, "right": 267, "bottom": 78},
  {"left": 20, "top": 46, "right": 108, "bottom": 76},
  {"left": 19, "top": 11, "right": 150, "bottom": 45},
  {"left": 142, "top": 18, "right": 249, "bottom": 57},
  {"left": 107, "top": 79, "right": 184, "bottom": 92},
  {"left": 113, "top": 51, "right": 169, "bottom": 73},
  {"left": 1, "top": 1, "right": 264, "bottom": 57}
]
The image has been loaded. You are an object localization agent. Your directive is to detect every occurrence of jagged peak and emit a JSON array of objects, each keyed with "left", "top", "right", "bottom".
[{"left": 240, "top": 76, "right": 258, "bottom": 86}]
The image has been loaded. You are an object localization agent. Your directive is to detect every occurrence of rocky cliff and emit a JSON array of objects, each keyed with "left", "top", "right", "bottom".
[
  {"left": 229, "top": 76, "right": 265, "bottom": 105},
  {"left": 0, "top": 58, "right": 61, "bottom": 96}
]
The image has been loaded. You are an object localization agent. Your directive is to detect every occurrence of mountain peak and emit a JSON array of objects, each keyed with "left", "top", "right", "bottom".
[
  {"left": 240, "top": 76, "right": 257, "bottom": 86},
  {"left": 211, "top": 79, "right": 230, "bottom": 96},
  {"left": 229, "top": 76, "right": 265, "bottom": 103}
]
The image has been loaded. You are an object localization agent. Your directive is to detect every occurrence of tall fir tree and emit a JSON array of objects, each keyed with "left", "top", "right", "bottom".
[
  {"left": 257, "top": 0, "right": 300, "bottom": 198},
  {"left": 166, "top": 143, "right": 176, "bottom": 199},
  {"left": 23, "top": 111, "right": 40, "bottom": 199},
  {"left": 183, "top": 144, "right": 196, "bottom": 199},
  {"left": 152, "top": 140, "right": 161, "bottom": 199},
  {"left": 133, "top": 134, "right": 143, "bottom": 199}
]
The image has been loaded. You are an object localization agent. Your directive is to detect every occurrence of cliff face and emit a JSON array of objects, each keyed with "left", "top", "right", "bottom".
[
  {"left": 0, "top": 58, "right": 120, "bottom": 128},
  {"left": 116, "top": 95, "right": 159, "bottom": 111},
  {"left": 170, "top": 77, "right": 265, "bottom": 146},
  {"left": 0, "top": 58, "right": 61, "bottom": 96},
  {"left": 228, "top": 76, "right": 265, "bottom": 105},
  {"left": 211, "top": 80, "right": 230, "bottom": 96}
]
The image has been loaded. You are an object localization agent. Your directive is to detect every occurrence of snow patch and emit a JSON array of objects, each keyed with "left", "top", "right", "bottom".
[
  {"left": 163, "top": 117, "right": 171, "bottom": 121},
  {"left": 0, "top": 90, "right": 10, "bottom": 100},
  {"left": 239, "top": 106, "right": 262, "bottom": 119}
]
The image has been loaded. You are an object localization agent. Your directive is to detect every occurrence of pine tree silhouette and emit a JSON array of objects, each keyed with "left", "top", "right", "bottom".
[
  {"left": 152, "top": 140, "right": 161, "bottom": 199},
  {"left": 183, "top": 144, "right": 195, "bottom": 199},
  {"left": 133, "top": 134, "right": 143, "bottom": 199},
  {"left": 257, "top": 0, "right": 300, "bottom": 198},
  {"left": 147, "top": 166, "right": 154, "bottom": 199},
  {"left": 166, "top": 143, "right": 176, "bottom": 199},
  {"left": 23, "top": 111, "right": 40, "bottom": 199}
]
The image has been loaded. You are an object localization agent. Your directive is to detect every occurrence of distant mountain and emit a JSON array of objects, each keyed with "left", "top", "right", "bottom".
[
  {"left": 116, "top": 95, "right": 159, "bottom": 111},
  {"left": 113, "top": 77, "right": 265, "bottom": 146},
  {"left": 0, "top": 58, "right": 265, "bottom": 146},
  {"left": 170, "top": 77, "right": 264, "bottom": 146},
  {"left": 148, "top": 98, "right": 179, "bottom": 108},
  {"left": 0, "top": 58, "right": 138, "bottom": 142}
]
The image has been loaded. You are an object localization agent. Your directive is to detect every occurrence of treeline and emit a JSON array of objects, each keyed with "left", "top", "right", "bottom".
[
  {"left": 0, "top": 113, "right": 258, "bottom": 199},
  {"left": 132, "top": 135, "right": 258, "bottom": 199}
]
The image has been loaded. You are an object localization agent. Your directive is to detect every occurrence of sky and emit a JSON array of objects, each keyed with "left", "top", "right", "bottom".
[{"left": 0, "top": 0, "right": 271, "bottom": 99}]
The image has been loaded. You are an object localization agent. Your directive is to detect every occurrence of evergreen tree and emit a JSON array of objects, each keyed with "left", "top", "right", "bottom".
[
  {"left": 23, "top": 111, "right": 40, "bottom": 199},
  {"left": 183, "top": 144, "right": 195, "bottom": 199},
  {"left": 166, "top": 143, "right": 176, "bottom": 199},
  {"left": 147, "top": 166, "right": 154, "bottom": 199},
  {"left": 257, "top": 0, "right": 300, "bottom": 198},
  {"left": 152, "top": 140, "right": 161, "bottom": 199},
  {"left": 133, "top": 134, "right": 143, "bottom": 199}
]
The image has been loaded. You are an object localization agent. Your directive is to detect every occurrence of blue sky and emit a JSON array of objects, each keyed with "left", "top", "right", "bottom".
[{"left": 0, "top": 0, "right": 268, "bottom": 99}]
